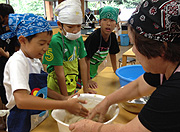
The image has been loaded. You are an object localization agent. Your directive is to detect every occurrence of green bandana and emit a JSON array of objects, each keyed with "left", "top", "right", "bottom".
[{"left": 99, "top": 6, "right": 119, "bottom": 23}]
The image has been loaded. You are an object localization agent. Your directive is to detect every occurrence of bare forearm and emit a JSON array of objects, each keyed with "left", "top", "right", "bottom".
[
  {"left": 47, "top": 88, "right": 67, "bottom": 100},
  {"left": 98, "top": 124, "right": 123, "bottom": 132},
  {"left": 57, "top": 76, "right": 68, "bottom": 96},
  {"left": 14, "top": 92, "right": 69, "bottom": 110},
  {"left": 97, "top": 116, "right": 150, "bottom": 132},
  {"left": 85, "top": 57, "right": 91, "bottom": 80},
  {"left": 106, "top": 75, "right": 154, "bottom": 105},
  {"left": 54, "top": 66, "right": 68, "bottom": 96},
  {"left": 79, "top": 58, "right": 88, "bottom": 90},
  {"left": 110, "top": 54, "right": 117, "bottom": 73}
]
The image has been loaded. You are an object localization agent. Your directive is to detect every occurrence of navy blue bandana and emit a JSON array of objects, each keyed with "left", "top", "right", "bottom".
[
  {"left": 0, "top": 13, "right": 52, "bottom": 40},
  {"left": 128, "top": 0, "right": 180, "bottom": 43}
]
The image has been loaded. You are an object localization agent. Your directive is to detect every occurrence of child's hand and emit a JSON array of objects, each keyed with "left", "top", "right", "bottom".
[
  {"left": 65, "top": 93, "right": 80, "bottom": 100},
  {"left": 83, "top": 88, "right": 97, "bottom": 94},
  {"left": 66, "top": 98, "right": 89, "bottom": 117},
  {"left": 5, "top": 51, "right": 10, "bottom": 58},
  {"left": 0, "top": 47, "right": 9, "bottom": 58},
  {"left": 88, "top": 80, "right": 98, "bottom": 89}
]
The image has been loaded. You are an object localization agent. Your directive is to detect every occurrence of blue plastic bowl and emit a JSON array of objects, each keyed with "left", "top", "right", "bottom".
[{"left": 115, "top": 65, "right": 145, "bottom": 86}]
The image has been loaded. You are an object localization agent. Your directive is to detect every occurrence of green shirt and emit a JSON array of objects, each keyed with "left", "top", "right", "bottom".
[{"left": 43, "top": 32, "right": 87, "bottom": 73}]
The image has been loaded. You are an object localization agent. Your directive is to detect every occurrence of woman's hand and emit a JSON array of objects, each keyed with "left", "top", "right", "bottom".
[
  {"left": 69, "top": 119, "right": 103, "bottom": 132},
  {"left": 66, "top": 98, "right": 89, "bottom": 117},
  {"left": 88, "top": 97, "right": 110, "bottom": 122},
  {"left": 88, "top": 79, "right": 98, "bottom": 89}
]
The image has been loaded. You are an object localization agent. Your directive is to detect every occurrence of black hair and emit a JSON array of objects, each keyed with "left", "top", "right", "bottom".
[
  {"left": 0, "top": 4, "right": 14, "bottom": 18},
  {"left": 0, "top": 4, "right": 14, "bottom": 34},
  {"left": 129, "top": 25, "right": 180, "bottom": 63},
  {"left": 26, "top": 31, "right": 53, "bottom": 42}
]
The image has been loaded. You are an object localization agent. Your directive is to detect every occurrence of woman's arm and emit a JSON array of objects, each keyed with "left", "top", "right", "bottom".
[
  {"left": 106, "top": 75, "right": 155, "bottom": 105},
  {"left": 69, "top": 116, "right": 150, "bottom": 132},
  {"left": 54, "top": 65, "right": 68, "bottom": 96},
  {"left": 89, "top": 75, "right": 156, "bottom": 122}
]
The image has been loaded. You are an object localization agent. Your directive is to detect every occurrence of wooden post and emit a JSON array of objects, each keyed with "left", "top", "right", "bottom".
[
  {"left": 45, "top": 1, "right": 54, "bottom": 20},
  {"left": 81, "top": 0, "right": 85, "bottom": 18},
  {"left": 58, "top": 0, "right": 64, "bottom": 4}
]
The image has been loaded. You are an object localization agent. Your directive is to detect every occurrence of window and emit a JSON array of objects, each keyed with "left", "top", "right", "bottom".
[
  {"left": 0, "top": 0, "right": 6, "bottom": 3},
  {"left": 9, "top": 0, "right": 45, "bottom": 16},
  {"left": 87, "top": 0, "right": 142, "bottom": 21}
]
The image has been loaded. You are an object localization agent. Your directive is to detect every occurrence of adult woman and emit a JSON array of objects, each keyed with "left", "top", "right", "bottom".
[{"left": 69, "top": 0, "right": 180, "bottom": 131}]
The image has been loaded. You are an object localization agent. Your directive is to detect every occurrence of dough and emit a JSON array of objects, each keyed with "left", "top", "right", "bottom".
[{"left": 63, "top": 98, "right": 112, "bottom": 124}]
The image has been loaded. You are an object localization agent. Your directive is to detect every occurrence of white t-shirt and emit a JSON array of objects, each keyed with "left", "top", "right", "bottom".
[{"left": 3, "top": 50, "right": 43, "bottom": 109}]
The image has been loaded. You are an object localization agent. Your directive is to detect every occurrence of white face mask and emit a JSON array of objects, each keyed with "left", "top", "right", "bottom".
[{"left": 63, "top": 28, "right": 81, "bottom": 40}]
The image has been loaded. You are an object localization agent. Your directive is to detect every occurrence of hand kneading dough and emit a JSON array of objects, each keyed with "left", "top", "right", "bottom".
[{"left": 63, "top": 98, "right": 112, "bottom": 124}]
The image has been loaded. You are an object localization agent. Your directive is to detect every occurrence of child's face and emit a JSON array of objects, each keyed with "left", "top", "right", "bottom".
[
  {"left": 99, "top": 18, "right": 116, "bottom": 36},
  {"left": 58, "top": 22, "right": 81, "bottom": 34},
  {"left": 19, "top": 32, "right": 52, "bottom": 59}
]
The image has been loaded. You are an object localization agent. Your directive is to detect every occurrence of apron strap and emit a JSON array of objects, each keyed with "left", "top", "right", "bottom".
[{"left": 61, "top": 33, "right": 79, "bottom": 60}]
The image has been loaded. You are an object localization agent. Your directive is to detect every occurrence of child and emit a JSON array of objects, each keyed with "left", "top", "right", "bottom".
[
  {"left": 43, "top": 0, "right": 96, "bottom": 96},
  {"left": 84, "top": 6, "right": 120, "bottom": 88},
  {"left": 0, "top": 13, "right": 88, "bottom": 132},
  {"left": 0, "top": 3, "right": 19, "bottom": 106}
]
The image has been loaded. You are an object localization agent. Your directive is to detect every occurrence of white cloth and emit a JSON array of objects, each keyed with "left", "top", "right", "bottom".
[
  {"left": 3, "top": 50, "right": 43, "bottom": 109},
  {"left": 117, "top": 16, "right": 122, "bottom": 34},
  {"left": 54, "top": 0, "right": 82, "bottom": 24},
  {"left": 115, "top": 15, "right": 122, "bottom": 39},
  {"left": 114, "top": 15, "right": 122, "bottom": 39}
]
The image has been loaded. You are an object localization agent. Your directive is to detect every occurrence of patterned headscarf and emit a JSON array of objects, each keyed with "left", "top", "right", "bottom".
[
  {"left": 0, "top": 13, "right": 52, "bottom": 40},
  {"left": 99, "top": 6, "right": 119, "bottom": 23},
  {"left": 54, "top": 0, "right": 82, "bottom": 24},
  {"left": 128, "top": 0, "right": 180, "bottom": 43}
]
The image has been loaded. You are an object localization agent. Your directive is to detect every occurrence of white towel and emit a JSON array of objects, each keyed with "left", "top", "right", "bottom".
[{"left": 54, "top": 0, "right": 82, "bottom": 24}]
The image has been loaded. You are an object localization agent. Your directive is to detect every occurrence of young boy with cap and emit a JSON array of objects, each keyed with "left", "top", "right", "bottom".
[
  {"left": 0, "top": 13, "right": 88, "bottom": 132},
  {"left": 43, "top": 0, "right": 96, "bottom": 96},
  {"left": 84, "top": 6, "right": 120, "bottom": 88}
]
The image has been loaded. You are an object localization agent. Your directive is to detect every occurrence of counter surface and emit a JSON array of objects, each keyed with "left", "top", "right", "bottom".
[{"left": 32, "top": 67, "right": 137, "bottom": 132}]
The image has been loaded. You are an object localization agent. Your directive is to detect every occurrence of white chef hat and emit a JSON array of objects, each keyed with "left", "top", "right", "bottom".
[{"left": 54, "top": 0, "right": 82, "bottom": 25}]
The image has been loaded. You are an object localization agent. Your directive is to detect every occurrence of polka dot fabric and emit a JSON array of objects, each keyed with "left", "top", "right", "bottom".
[{"left": 128, "top": 0, "right": 180, "bottom": 43}]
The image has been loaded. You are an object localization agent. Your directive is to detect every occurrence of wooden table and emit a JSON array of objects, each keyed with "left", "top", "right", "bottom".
[
  {"left": 32, "top": 67, "right": 137, "bottom": 132},
  {"left": 121, "top": 47, "right": 136, "bottom": 67},
  {"left": 81, "top": 34, "right": 89, "bottom": 41}
]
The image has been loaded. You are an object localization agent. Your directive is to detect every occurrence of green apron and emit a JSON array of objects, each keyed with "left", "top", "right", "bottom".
[
  {"left": 90, "top": 34, "right": 111, "bottom": 78},
  {"left": 47, "top": 34, "right": 79, "bottom": 95}
]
